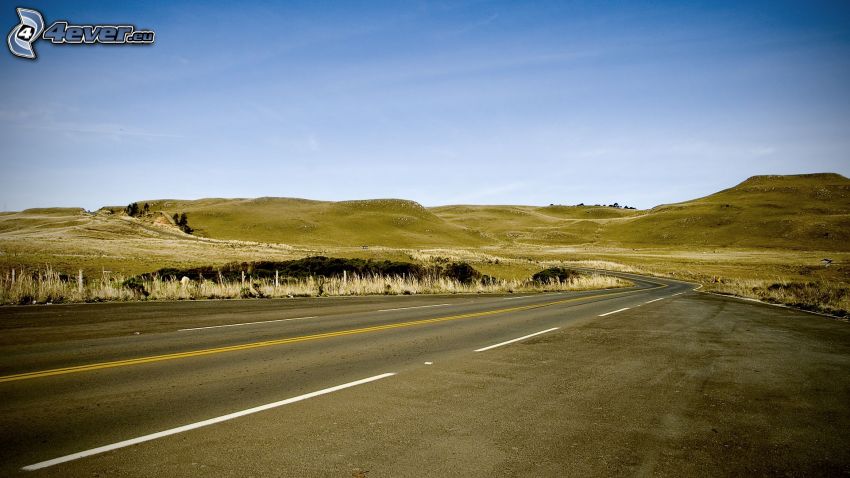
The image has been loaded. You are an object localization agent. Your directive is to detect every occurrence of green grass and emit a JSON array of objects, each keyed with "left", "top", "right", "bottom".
[
  {"left": 432, "top": 173, "right": 850, "bottom": 250},
  {"left": 602, "top": 173, "right": 850, "bottom": 250},
  {"left": 429, "top": 205, "right": 637, "bottom": 244},
  {"left": 121, "top": 198, "right": 492, "bottom": 248},
  {"left": 0, "top": 173, "right": 848, "bottom": 311},
  {"left": 87, "top": 173, "right": 850, "bottom": 251}
]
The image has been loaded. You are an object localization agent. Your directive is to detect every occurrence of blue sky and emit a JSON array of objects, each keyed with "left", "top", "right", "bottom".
[{"left": 2, "top": 0, "right": 849, "bottom": 211}]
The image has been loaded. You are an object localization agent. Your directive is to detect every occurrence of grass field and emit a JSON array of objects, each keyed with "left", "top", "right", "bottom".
[
  {"left": 1, "top": 174, "right": 848, "bottom": 313},
  {"left": 0, "top": 266, "right": 628, "bottom": 305}
]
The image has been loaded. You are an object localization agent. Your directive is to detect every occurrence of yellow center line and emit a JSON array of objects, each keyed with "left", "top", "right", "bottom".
[{"left": 0, "top": 282, "right": 666, "bottom": 383}]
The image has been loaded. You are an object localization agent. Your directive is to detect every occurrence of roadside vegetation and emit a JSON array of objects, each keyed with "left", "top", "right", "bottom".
[
  {"left": 704, "top": 279, "right": 849, "bottom": 318},
  {"left": 551, "top": 258, "right": 850, "bottom": 318},
  {"left": 0, "top": 262, "right": 629, "bottom": 305}
]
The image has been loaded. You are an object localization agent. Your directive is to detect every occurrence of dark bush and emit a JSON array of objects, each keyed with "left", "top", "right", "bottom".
[
  {"left": 480, "top": 274, "right": 498, "bottom": 285},
  {"left": 125, "top": 202, "right": 140, "bottom": 217},
  {"left": 137, "top": 256, "right": 489, "bottom": 285},
  {"left": 122, "top": 277, "right": 149, "bottom": 297},
  {"left": 442, "top": 262, "right": 481, "bottom": 284},
  {"left": 172, "top": 212, "right": 193, "bottom": 234},
  {"left": 532, "top": 267, "right": 582, "bottom": 284}
]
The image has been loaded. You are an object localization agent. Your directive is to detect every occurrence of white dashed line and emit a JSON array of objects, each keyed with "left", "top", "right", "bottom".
[
  {"left": 644, "top": 298, "right": 665, "bottom": 304},
  {"left": 179, "top": 316, "right": 316, "bottom": 332},
  {"left": 22, "top": 373, "right": 396, "bottom": 471},
  {"left": 475, "top": 327, "right": 560, "bottom": 352},
  {"left": 377, "top": 304, "right": 450, "bottom": 312},
  {"left": 598, "top": 307, "right": 630, "bottom": 317}
]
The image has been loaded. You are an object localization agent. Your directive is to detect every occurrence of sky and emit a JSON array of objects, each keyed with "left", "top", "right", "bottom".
[{"left": 2, "top": 0, "right": 849, "bottom": 211}]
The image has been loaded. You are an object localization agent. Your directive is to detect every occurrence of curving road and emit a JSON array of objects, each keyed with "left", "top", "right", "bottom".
[{"left": 0, "top": 273, "right": 847, "bottom": 476}]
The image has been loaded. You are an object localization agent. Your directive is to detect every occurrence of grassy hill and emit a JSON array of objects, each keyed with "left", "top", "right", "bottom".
[
  {"left": 602, "top": 173, "right": 850, "bottom": 250},
  {"left": 1, "top": 173, "right": 848, "bottom": 312},
  {"left": 0, "top": 207, "right": 302, "bottom": 276},
  {"left": 1, "top": 173, "right": 848, "bottom": 278},
  {"left": 127, "top": 197, "right": 493, "bottom": 248},
  {"left": 430, "top": 205, "right": 640, "bottom": 245},
  {"left": 432, "top": 174, "right": 850, "bottom": 250}
]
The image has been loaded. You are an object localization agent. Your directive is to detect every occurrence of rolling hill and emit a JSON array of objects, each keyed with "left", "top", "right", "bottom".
[
  {"left": 602, "top": 173, "right": 850, "bottom": 250},
  {"left": 435, "top": 173, "right": 850, "bottom": 250},
  {"left": 1, "top": 174, "right": 848, "bottom": 266},
  {"left": 122, "top": 197, "right": 493, "bottom": 248}
]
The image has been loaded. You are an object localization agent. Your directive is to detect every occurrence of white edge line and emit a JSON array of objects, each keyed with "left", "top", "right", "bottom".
[
  {"left": 377, "top": 303, "right": 450, "bottom": 312},
  {"left": 598, "top": 307, "right": 630, "bottom": 317},
  {"left": 21, "top": 372, "right": 396, "bottom": 471},
  {"left": 474, "top": 327, "right": 560, "bottom": 352},
  {"left": 644, "top": 297, "right": 664, "bottom": 304},
  {"left": 179, "top": 316, "right": 317, "bottom": 331}
]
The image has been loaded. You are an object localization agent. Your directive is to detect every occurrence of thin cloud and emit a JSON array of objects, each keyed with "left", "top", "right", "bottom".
[{"left": 439, "top": 12, "right": 500, "bottom": 38}]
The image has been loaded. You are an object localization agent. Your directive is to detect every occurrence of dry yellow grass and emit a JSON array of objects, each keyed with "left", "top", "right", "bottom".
[
  {"left": 0, "top": 267, "right": 629, "bottom": 305},
  {"left": 704, "top": 279, "right": 849, "bottom": 317},
  {"left": 545, "top": 253, "right": 849, "bottom": 317}
]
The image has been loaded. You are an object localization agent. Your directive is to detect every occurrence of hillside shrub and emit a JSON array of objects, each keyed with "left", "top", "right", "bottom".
[
  {"left": 532, "top": 267, "right": 582, "bottom": 284},
  {"left": 122, "top": 277, "right": 149, "bottom": 297},
  {"left": 172, "top": 212, "right": 193, "bottom": 234},
  {"left": 142, "top": 256, "right": 489, "bottom": 285},
  {"left": 125, "top": 202, "right": 140, "bottom": 217},
  {"left": 442, "top": 262, "right": 481, "bottom": 284}
]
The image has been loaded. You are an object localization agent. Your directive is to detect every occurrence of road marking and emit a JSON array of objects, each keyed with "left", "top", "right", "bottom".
[
  {"left": 21, "top": 373, "right": 395, "bottom": 471},
  {"left": 475, "top": 327, "right": 560, "bottom": 352},
  {"left": 0, "top": 283, "right": 666, "bottom": 384},
  {"left": 598, "top": 307, "right": 630, "bottom": 317},
  {"left": 179, "top": 316, "right": 317, "bottom": 332},
  {"left": 736, "top": 296, "right": 764, "bottom": 303},
  {"left": 501, "top": 295, "right": 534, "bottom": 300},
  {"left": 644, "top": 298, "right": 665, "bottom": 304},
  {"left": 377, "top": 303, "right": 449, "bottom": 312},
  {"left": 672, "top": 292, "right": 683, "bottom": 296}
]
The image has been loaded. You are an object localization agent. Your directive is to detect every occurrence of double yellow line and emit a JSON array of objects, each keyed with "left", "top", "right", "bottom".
[{"left": 0, "top": 283, "right": 664, "bottom": 383}]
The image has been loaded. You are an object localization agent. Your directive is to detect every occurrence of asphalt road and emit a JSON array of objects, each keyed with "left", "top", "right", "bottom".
[{"left": 0, "top": 273, "right": 847, "bottom": 476}]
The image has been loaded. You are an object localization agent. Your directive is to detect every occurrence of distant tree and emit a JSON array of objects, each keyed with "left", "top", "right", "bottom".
[
  {"left": 174, "top": 212, "right": 193, "bottom": 234},
  {"left": 143, "top": 203, "right": 150, "bottom": 215},
  {"left": 125, "top": 202, "right": 140, "bottom": 217}
]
